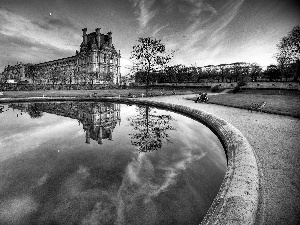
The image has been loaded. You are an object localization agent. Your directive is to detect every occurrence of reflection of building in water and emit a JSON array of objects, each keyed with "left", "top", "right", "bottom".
[
  {"left": 82, "top": 103, "right": 121, "bottom": 144},
  {"left": 8, "top": 102, "right": 121, "bottom": 144}
]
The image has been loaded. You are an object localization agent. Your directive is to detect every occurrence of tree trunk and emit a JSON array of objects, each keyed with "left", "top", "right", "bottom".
[
  {"left": 146, "top": 106, "right": 149, "bottom": 134},
  {"left": 146, "top": 70, "right": 150, "bottom": 95}
]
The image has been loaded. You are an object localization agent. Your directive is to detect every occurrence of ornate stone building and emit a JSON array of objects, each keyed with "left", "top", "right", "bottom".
[{"left": 1, "top": 28, "right": 121, "bottom": 85}]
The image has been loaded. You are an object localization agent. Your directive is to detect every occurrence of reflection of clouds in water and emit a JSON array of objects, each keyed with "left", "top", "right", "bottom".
[
  {"left": 152, "top": 147, "right": 206, "bottom": 197},
  {"left": 0, "top": 195, "right": 38, "bottom": 224},
  {"left": 82, "top": 200, "right": 117, "bottom": 225},
  {"left": 37, "top": 173, "right": 49, "bottom": 187},
  {"left": 127, "top": 153, "right": 154, "bottom": 184},
  {"left": 173, "top": 115, "right": 226, "bottom": 171},
  {"left": 0, "top": 160, "right": 118, "bottom": 224},
  {"left": 0, "top": 146, "right": 133, "bottom": 224},
  {"left": 38, "top": 164, "right": 118, "bottom": 224},
  {"left": 0, "top": 105, "right": 226, "bottom": 224},
  {"left": 59, "top": 165, "right": 90, "bottom": 197},
  {"left": 74, "top": 129, "right": 85, "bottom": 138},
  {"left": 0, "top": 120, "right": 79, "bottom": 162},
  {"left": 116, "top": 146, "right": 206, "bottom": 224},
  {"left": 0, "top": 145, "right": 215, "bottom": 225},
  {"left": 174, "top": 117, "right": 211, "bottom": 148},
  {"left": 116, "top": 153, "right": 158, "bottom": 224}
]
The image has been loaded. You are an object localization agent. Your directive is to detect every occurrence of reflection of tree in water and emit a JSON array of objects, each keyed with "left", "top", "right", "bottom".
[
  {"left": 8, "top": 103, "right": 44, "bottom": 118},
  {"left": 127, "top": 106, "right": 175, "bottom": 152},
  {"left": 26, "top": 103, "right": 44, "bottom": 118}
]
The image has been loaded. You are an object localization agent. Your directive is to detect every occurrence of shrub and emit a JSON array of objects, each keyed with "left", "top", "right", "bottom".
[
  {"left": 231, "top": 80, "right": 247, "bottom": 93},
  {"left": 232, "top": 86, "right": 241, "bottom": 93},
  {"left": 211, "top": 85, "right": 220, "bottom": 93},
  {"left": 237, "top": 80, "right": 247, "bottom": 87}
]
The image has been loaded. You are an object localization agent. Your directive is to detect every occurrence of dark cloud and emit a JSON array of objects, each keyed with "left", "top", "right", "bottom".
[
  {"left": 0, "top": 33, "right": 75, "bottom": 70},
  {"left": 32, "top": 16, "right": 79, "bottom": 31},
  {"left": 0, "top": 33, "right": 39, "bottom": 50},
  {"left": 0, "top": 33, "right": 73, "bottom": 55}
]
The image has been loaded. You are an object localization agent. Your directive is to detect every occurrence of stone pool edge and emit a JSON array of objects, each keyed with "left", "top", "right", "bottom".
[{"left": 0, "top": 96, "right": 263, "bottom": 225}]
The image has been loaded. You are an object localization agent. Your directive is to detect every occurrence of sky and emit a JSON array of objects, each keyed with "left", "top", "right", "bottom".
[{"left": 0, "top": 0, "right": 299, "bottom": 75}]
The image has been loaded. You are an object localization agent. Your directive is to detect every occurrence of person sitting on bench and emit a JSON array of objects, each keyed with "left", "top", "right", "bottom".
[
  {"left": 201, "top": 93, "right": 208, "bottom": 103},
  {"left": 128, "top": 92, "right": 136, "bottom": 98},
  {"left": 195, "top": 93, "right": 208, "bottom": 103}
]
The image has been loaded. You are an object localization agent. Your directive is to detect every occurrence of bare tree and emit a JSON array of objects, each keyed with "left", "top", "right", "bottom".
[
  {"left": 264, "top": 65, "right": 281, "bottom": 81},
  {"left": 230, "top": 62, "right": 249, "bottom": 82},
  {"left": 88, "top": 71, "right": 98, "bottom": 84},
  {"left": 276, "top": 25, "right": 300, "bottom": 64},
  {"left": 25, "top": 64, "right": 38, "bottom": 83},
  {"left": 130, "top": 37, "right": 173, "bottom": 91},
  {"left": 276, "top": 25, "right": 300, "bottom": 81},
  {"left": 48, "top": 66, "right": 62, "bottom": 87},
  {"left": 249, "top": 63, "right": 262, "bottom": 82}
]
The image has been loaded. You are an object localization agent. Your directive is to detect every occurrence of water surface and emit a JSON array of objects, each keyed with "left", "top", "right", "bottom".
[{"left": 0, "top": 102, "right": 226, "bottom": 225}]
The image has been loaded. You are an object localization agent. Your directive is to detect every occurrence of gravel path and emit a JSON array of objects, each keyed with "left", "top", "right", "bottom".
[{"left": 145, "top": 94, "right": 300, "bottom": 225}]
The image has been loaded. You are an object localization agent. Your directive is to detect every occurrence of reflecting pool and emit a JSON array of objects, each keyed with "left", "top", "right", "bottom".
[{"left": 0, "top": 102, "right": 226, "bottom": 225}]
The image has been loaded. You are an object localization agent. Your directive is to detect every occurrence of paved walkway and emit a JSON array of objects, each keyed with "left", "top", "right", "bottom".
[{"left": 145, "top": 94, "right": 300, "bottom": 225}]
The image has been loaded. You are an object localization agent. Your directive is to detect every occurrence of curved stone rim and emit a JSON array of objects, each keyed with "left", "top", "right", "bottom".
[{"left": 0, "top": 96, "right": 263, "bottom": 224}]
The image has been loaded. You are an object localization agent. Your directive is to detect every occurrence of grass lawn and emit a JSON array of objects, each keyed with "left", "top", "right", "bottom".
[
  {"left": 205, "top": 93, "right": 300, "bottom": 118},
  {"left": 0, "top": 87, "right": 208, "bottom": 99},
  {"left": 238, "top": 89, "right": 300, "bottom": 95}
]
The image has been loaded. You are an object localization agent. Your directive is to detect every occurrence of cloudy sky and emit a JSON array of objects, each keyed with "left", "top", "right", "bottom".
[{"left": 0, "top": 0, "right": 299, "bottom": 75}]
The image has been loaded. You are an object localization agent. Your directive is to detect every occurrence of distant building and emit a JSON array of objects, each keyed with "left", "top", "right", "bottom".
[{"left": 0, "top": 28, "right": 121, "bottom": 85}]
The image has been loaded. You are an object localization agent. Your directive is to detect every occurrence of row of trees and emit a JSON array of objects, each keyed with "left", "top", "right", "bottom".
[
  {"left": 134, "top": 62, "right": 265, "bottom": 84},
  {"left": 130, "top": 25, "right": 300, "bottom": 86},
  {"left": 133, "top": 61, "right": 299, "bottom": 84}
]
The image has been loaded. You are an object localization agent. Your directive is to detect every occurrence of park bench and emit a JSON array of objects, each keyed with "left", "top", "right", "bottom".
[
  {"left": 195, "top": 93, "right": 208, "bottom": 103},
  {"left": 90, "top": 92, "right": 97, "bottom": 97},
  {"left": 128, "top": 92, "right": 136, "bottom": 98},
  {"left": 146, "top": 92, "right": 154, "bottom": 97},
  {"left": 248, "top": 102, "right": 267, "bottom": 113}
]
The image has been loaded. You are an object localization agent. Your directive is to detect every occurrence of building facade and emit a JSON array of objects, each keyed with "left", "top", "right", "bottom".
[{"left": 1, "top": 28, "right": 121, "bottom": 85}]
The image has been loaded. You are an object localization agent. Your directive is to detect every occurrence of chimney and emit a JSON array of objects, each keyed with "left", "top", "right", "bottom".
[
  {"left": 95, "top": 28, "right": 101, "bottom": 48},
  {"left": 107, "top": 31, "right": 112, "bottom": 47},
  {"left": 82, "top": 28, "right": 87, "bottom": 45}
]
